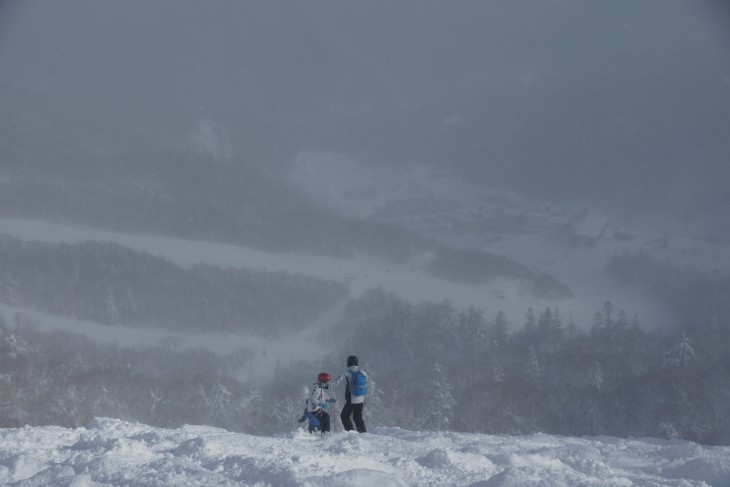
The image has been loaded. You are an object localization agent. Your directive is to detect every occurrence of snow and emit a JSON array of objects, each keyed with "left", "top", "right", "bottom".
[
  {"left": 0, "top": 418, "right": 728, "bottom": 486},
  {"left": 573, "top": 214, "right": 609, "bottom": 241},
  {"left": 0, "top": 216, "right": 544, "bottom": 377},
  {"left": 3, "top": 159, "right": 728, "bottom": 337},
  {"left": 0, "top": 215, "right": 669, "bottom": 331},
  {"left": 1, "top": 164, "right": 730, "bottom": 485},
  {"left": 287, "top": 152, "right": 406, "bottom": 219},
  {"left": 0, "top": 216, "right": 516, "bottom": 311},
  {"left": 0, "top": 216, "right": 622, "bottom": 366},
  {"left": 1, "top": 161, "right": 729, "bottom": 380},
  {"left": 287, "top": 156, "right": 730, "bottom": 321},
  {"left": 0, "top": 160, "right": 727, "bottom": 377}
]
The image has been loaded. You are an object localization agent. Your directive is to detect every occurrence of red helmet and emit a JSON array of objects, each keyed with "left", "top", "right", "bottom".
[{"left": 317, "top": 372, "right": 331, "bottom": 383}]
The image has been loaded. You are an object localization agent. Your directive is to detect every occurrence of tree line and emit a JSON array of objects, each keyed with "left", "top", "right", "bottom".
[
  {"left": 326, "top": 288, "right": 729, "bottom": 444},
  {"left": 2, "top": 289, "right": 727, "bottom": 445},
  {"left": 429, "top": 245, "right": 572, "bottom": 299},
  {"left": 1, "top": 247, "right": 728, "bottom": 445},
  {"left": 0, "top": 235, "right": 347, "bottom": 334},
  {"left": 609, "top": 249, "right": 730, "bottom": 329},
  {"left": 0, "top": 313, "right": 275, "bottom": 434}
]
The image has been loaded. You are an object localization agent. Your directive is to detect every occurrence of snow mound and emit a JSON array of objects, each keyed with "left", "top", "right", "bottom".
[
  {"left": 331, "top": 468, "right": 408, "bottom": 487},
  {"left": 0, "top": 419, "right": 729, "bottom": 486},
  {"left": 415, "top": 448, "right": 452, "bottom": 468}
]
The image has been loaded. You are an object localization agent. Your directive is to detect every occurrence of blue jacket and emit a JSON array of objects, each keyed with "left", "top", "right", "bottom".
[{"left": 330, "top": 365, "right": 367, "bottom": 404}]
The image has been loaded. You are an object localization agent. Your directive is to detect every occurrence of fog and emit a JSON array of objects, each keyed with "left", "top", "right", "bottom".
[
  {"left": 3, "top": 1, "right": 729, "bottom": 231},
  {"left": 1, "top": 1, "right": 729, "bottom": 443}
]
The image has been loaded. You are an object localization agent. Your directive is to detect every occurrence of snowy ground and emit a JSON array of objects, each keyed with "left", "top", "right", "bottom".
[{"left": 1, "top": 417, "right": 729, "bottom": 487}]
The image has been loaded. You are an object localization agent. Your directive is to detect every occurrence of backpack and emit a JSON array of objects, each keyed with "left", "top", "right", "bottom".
[{"left": 349, "top": 370, "right": 367, "bottom": 396}]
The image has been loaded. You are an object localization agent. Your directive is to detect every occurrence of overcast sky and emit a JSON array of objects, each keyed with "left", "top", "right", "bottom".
[{"left": 2, "top": 0, "right": 729, "bottom": 232}]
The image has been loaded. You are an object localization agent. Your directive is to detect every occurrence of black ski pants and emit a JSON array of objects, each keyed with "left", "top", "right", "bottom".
[{"left": 340, "top": 402, "right": 366, "bottom": 433}]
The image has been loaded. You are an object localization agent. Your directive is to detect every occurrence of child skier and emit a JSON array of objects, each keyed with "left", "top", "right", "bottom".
[{"left": 299, "top": 372, "right": 337, "bottom": 433}]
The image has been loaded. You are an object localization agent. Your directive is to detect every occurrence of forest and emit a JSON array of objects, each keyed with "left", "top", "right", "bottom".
[
  {"left": 0, "top": 235, "right": 347, "bottom": 334},
  {"left": 1, "top": 251, "right": 728, "bottom": 445},
  {"left": 0, "top": 233, "right": 571, "bottom": 332}
]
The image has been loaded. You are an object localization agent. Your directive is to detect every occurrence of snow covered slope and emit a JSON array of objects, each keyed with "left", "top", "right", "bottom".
[
  {"left": 0, "top": 214, "right": 667, "bottom": 330},
  {"left": 287, "top": 156, "right": 730, "bottom": 327},
  {"left": 1, "top": 418, "right": 728, "bottom": 486}
]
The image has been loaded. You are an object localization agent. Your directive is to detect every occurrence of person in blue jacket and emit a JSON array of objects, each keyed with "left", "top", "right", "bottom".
[{"left": 330, "top": 355, "right": 367, "bottom": 433}]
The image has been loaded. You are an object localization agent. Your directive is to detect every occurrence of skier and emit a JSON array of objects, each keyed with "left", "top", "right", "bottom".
[
  {"left": 300, "top": 372, "right": 337, "bottom": 433},
  {"left": 330, "top": 355, "right": 367, "bottom": 433}
]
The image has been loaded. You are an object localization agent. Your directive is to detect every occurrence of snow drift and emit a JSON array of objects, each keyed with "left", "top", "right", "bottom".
[{"left": 0, "top": 418, "right": 728, "bottom": 486}]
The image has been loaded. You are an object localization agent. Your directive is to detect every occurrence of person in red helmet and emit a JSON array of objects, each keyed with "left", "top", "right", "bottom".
[{"left": 301, "top": 372, "right": 337, "bottom": 433}]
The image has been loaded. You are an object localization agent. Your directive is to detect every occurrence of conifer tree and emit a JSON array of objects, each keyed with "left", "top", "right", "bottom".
[
  {"left": 422, "top": 362, "right": 455, "bottom": 431},
  {"left": 0, "top": 272, "right": 18, "bottom": 306},
  {"left": 493, "top": 310, "right": 509, "bottom": 347},
  {"left": 524, "top": 348, "right": 542, "bottom": 385},
  {"left": 664, "top": 333, "right": 696, "bottom": 369},
  {"left": 590, "top": 361, "right": 604, "bottom": 393},
  {"left": 461, "top": 306, "right": 489, "bottom": 359},
  {"left": 538, "top": 307, "right": 553, "bottom": 338},
  {"left": 523, "top": 307, "right": 537, "bottom": 345},
  {"left": 602, "top": 301, "right": 614, "bottom": 325},
  {"left": 104, "top": 286, "right": 120, "bottom": 324}
]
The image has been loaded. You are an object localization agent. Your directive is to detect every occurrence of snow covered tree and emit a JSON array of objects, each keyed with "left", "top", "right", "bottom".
[
  {"left": 104, "top": 286, "right": 120, "bottom": 324},
  {"left": 589, "top": 361, "right": 603, "bottom": 393},
  {"left": 270, "top": 386, "right": 309, "bottom": 433},
  {"left": 524, "top": 348, "right": 542, "bottom": 385},
  {"left": 537, "top": 307, "right": 553, "bottom": 338},
  {"left": 522, "top": 307, "right": 537, "bottom": 347},
  {"left": 422, "top": 363, "right": 455, "bottom": 431},
  {"left": 92, "top": 385, "right": 125, "bottom": 420},
  {"left": 0, "top": 334, "right": 30, "bottom": 363},
  {"left": 359, "top": 369, "right": 383, "bottom": 429},
  {"left": 492, "top": 310, "right": 509, "bottom": 347},
  {"left": 149, "top": 387, "right": 164, "bottom": 415},
  {"left": 237, "top": 385, "right": 268, "bottom": 435},
  {"left": 0, "top": 272, "right": 18, "bottom": 305},
  {"left": 44, "top": 384, "right": 85, "bottom": 427},
  {"left": 664, "top": 333, "right": 696, "bottom": 369},
  {"left": 536, "top": 308, "right": 564, "bottom": 353},
  {"left": 459, "top": 307, "right": 489, "bottom": 362},
  {"left": 602, "top": 301, "right": 614, "bottom": 325},
  {"left": 491, "top": 358, "right": 505, "bottom": 384},
  {"left": 206, "top": 383, "right": 233, "bottom": 421}
]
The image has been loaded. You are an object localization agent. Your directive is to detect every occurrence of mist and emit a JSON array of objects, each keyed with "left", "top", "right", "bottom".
[
  {"left": 3, "top": 1, "right": 729, "bottom": 231},
  {"left": 1, "top": 1, "right": 730, "bottom": 444}
]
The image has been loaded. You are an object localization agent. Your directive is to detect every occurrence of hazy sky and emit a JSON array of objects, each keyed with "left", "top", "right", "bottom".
[{"left": 2, "top": 0, "right": 729, "bottom": 231}]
